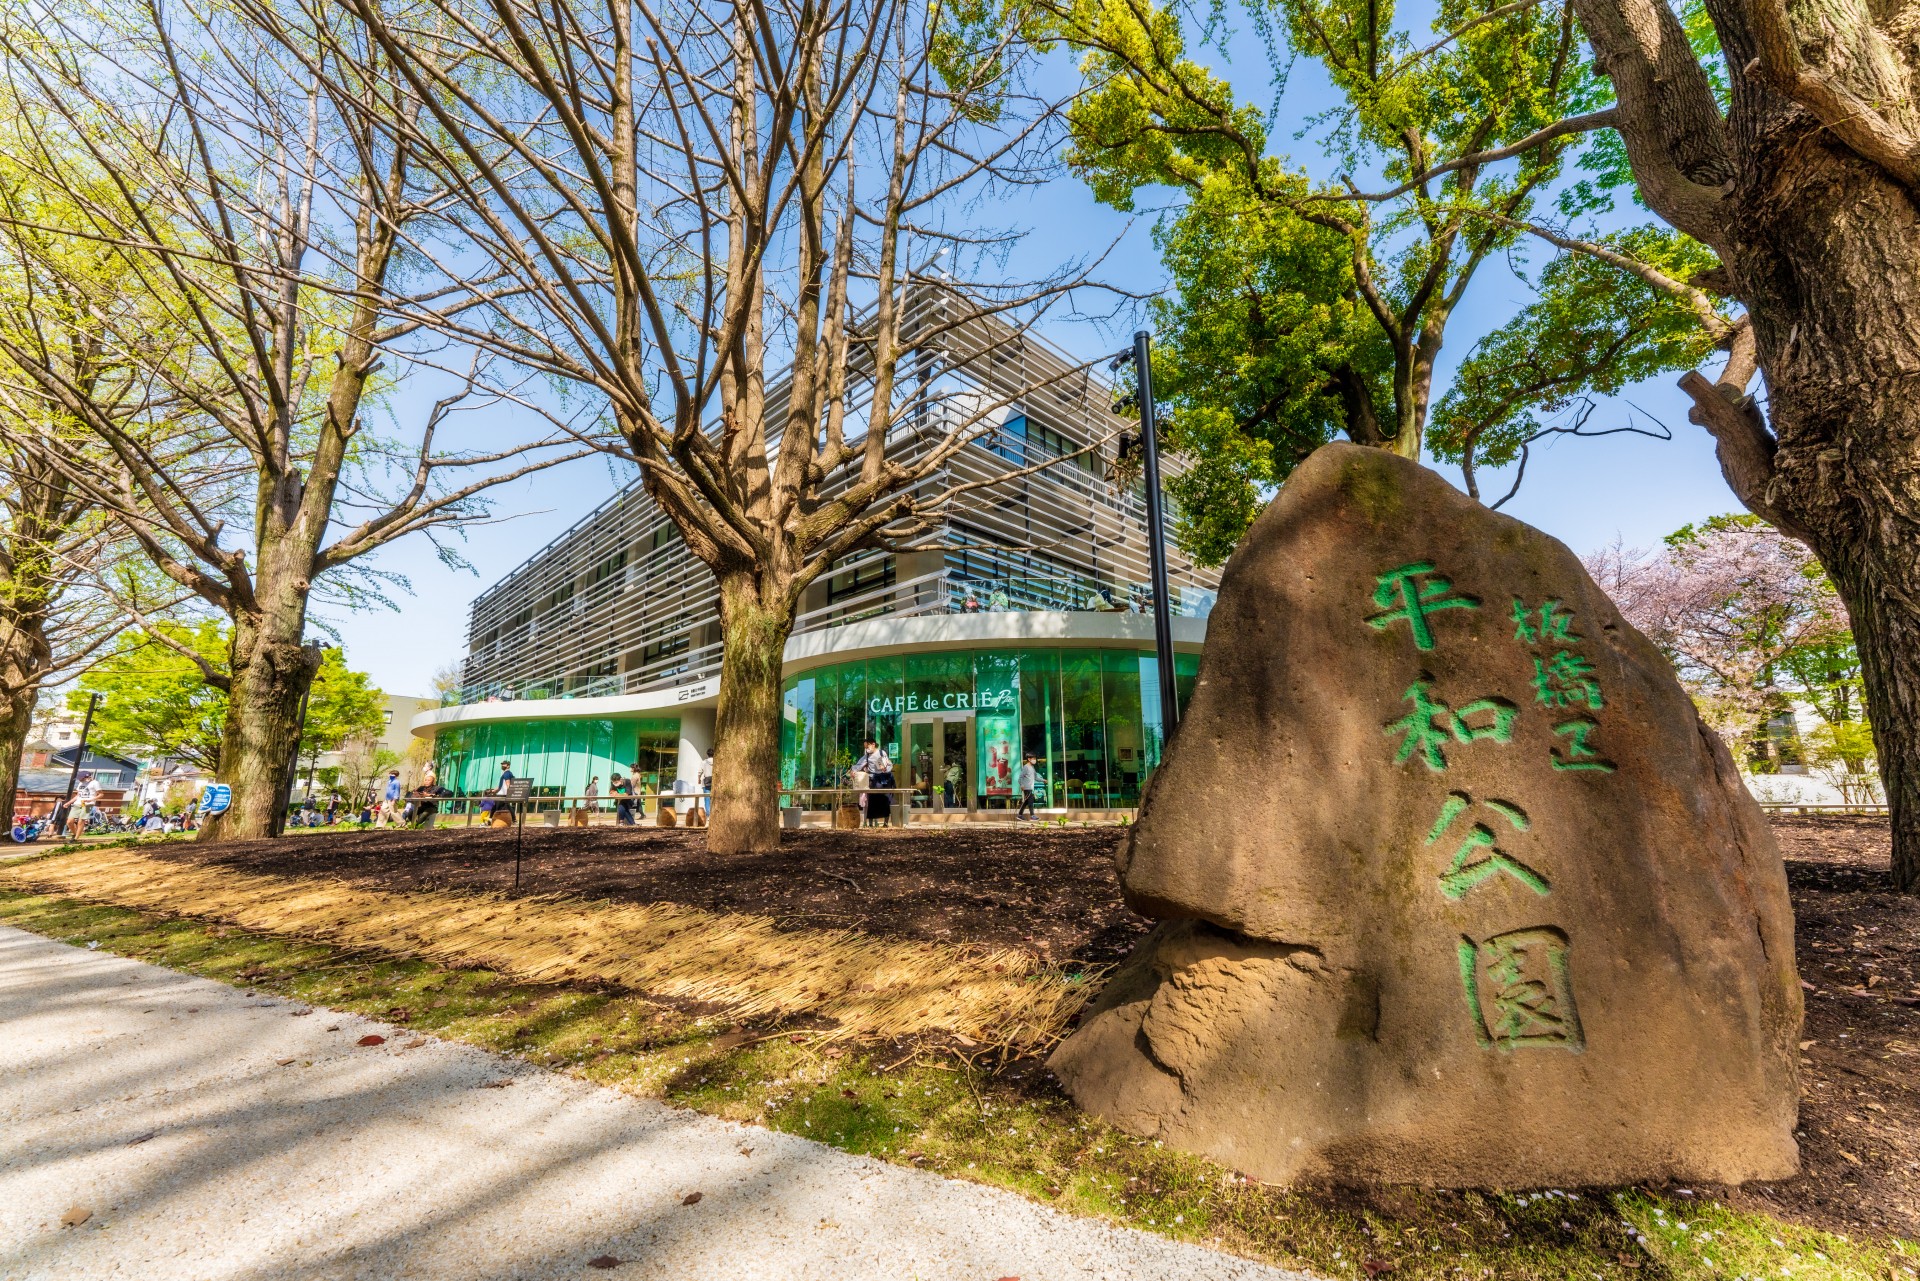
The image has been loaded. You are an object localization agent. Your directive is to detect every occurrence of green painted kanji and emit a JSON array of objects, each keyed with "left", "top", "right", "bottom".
[
  {"left": 1366, "top": 562, "right": 1480, "bottom": 651},
  {"left": 1533, "top": 650, "right": 1605, "bottom": 710},
  {"left": 1386, "top": 681, "right": 1455, "bottom": 770},
  {"left": 1511, "top": 597, "right": 1580, "bottom": 646},
  {"left": 1551, "top": 717, "right": 1617, "bottom": 772},
  {"left": 1453, "top": 697, "right": 1519, "bottom": 743},
  {"left": 1427, "top": 790, "right": 1550, "bottom": 900},
  {"left": 1459, "top": 928, "right": 1585, "bottom": 1052},
  {"left": 1385, "top": 684, "right": 1517, "bottom": 771}
]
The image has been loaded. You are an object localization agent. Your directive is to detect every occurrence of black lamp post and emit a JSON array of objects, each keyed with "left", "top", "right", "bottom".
[{"left": 1110, "top": 330, "right": 1181, "bottom": 745}]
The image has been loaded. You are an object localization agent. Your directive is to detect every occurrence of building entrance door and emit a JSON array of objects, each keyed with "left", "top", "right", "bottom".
[{"left": 902, "top": 714, "right": 974, "bottom": 811}]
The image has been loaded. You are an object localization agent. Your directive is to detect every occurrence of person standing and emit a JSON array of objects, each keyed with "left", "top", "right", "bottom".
[
  {"left": 695, "top": 753, "right": 713, "bottom": 822},
  {"left": 611, "top": 773, "right": 634, "bottom": 825},
  {"left": 1016, "top": 754, "right": 1039, "bottom": 821},
  {"left": 575, "top": 775, "right": 600, "bottom": 827},
  {"left": 851, "top": 738, "right": 890, "bottom": 825},
  {"left": 942, "top": 759, "right": 962, "bottom": 809}
]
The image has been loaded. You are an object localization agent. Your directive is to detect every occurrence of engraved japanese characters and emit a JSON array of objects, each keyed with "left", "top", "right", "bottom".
[{"left": 1049, "top": 443, "right": 1802, "bottom": 1187}]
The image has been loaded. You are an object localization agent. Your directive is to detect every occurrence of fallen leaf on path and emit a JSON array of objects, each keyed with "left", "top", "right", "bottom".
[
  {"left": 356, "top": 1035, "right": 386, "bottom": 1047},
  {"left": 291, "top": 1010, "right": 312, "bottom": 1017},
  {"left": 126, "top": 1131, "right": 157, "bottom": 1146},
  {"left": 1839, "top": 1150, "right": 1863, "bottom": 1166},
  {"left": 586, "top": 1256, "right": 622, "bottom": 1270},
  {"left": 738, "top": 1146, "right": 752, "bottom": 1156},
  {"left": 325, "top": 1025, "right": 341, "bottom": 1031},
  {"left": 403, "top": 1037, "right": 427, "bottom": 1049},
  {"left": 275, "top": 1058, "right": 297, "bottom": 1067},
  {"left": 1364, "top": 1261, "right": 1397, "bottom": 1276},
  {"left": 59, "top": 1206, "right": 92, "bottom": 1228},
  {"left": 478, "top": 1078, "right": 514, "bottom": 1089},
  {"left": 681, "top": 1192, "right": 703, "bottom": 1206}
]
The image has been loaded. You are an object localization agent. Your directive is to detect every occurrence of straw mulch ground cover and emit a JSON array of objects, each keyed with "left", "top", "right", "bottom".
[
  {"left": 0, "top": 838, "right": 1097, "bottom": 1052},
  {"left": 4, "top": 816, "right": 1918, "bottom": 1267}
]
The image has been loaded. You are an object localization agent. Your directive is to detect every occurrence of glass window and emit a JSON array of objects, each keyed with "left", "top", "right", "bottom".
[
  {"left": 1103, "top": 652, "right": 1147, "bottom": 806},
  {"left": 1059, "top": 652, "right": 1107, "bottom": 808},
  {"left": 1016, "top": 649, "right": 1062, "bottom": 806}
]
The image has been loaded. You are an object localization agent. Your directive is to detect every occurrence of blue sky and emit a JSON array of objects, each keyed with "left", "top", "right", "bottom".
[{"left": 323, "top": 23, "right": 1739, "bottom": 698}]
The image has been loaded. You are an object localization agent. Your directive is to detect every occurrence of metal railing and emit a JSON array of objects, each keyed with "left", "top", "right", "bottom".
[
  {"left": 441, "top": 568, "right": 1213, "bottom": 707},
  {"left": 1756, "top": 802, "right": 1890, "bottom": 815}
]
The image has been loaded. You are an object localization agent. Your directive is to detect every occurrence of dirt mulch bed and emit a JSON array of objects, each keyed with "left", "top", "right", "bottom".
[
  {"left": 1734, "top": 816, "right": 1920, "bottom": 1241},
  {"left": 141, "top": 822, "right": 1155, "bottom": 971},
  {"left": 130, "top": 815, "right": 1920, "bottom": 1240}
]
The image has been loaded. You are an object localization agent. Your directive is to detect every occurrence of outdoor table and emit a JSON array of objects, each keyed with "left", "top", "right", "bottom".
[{"left": 777, "top": 787, "right": 917, "bottom": 828}]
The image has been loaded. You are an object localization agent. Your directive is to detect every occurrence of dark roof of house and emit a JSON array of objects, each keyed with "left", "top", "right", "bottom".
[
  {"left": 47, "top": 745, "right": 142, "bottom": 770},
  {"left": 16, "top": 767, "right": 128, "bottom": 796}
]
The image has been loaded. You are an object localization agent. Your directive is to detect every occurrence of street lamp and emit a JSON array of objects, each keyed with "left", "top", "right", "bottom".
[{"left": 1109, "top": 330, "right": 1181, "bottom": 744}]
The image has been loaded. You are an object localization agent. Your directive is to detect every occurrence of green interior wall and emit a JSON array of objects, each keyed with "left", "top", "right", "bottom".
[{"left": 431, "top": 717, "right": 680, "bottom": 798}]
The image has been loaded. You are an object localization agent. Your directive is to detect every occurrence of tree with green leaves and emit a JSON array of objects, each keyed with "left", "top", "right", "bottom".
[
  {"left": 1056, "top": 0, "right": 1920, "bottom": 889},
  {"left": 73, "top": 622, "right": 384, "bottom": 783},
  {"left": 1048, "top": 0, "right": 1724, "bottom": 554}
]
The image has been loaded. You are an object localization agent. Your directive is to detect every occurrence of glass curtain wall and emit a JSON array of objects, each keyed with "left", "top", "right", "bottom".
[
  {"left": 433, "top": 717, "right": 680, "bottom": 799},
  {"left": 781, "top": 648, "right": 1199, "bottom": 807}
]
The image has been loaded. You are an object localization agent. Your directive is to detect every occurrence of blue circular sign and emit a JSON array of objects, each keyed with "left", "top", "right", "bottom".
[{"left": 200, "top": 783, "right": 232, "bottom": 815}]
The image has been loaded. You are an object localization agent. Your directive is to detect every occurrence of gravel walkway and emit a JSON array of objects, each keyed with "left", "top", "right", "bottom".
[{"left": 0, "top": 925, "right": 1311, "bottom": 1281}]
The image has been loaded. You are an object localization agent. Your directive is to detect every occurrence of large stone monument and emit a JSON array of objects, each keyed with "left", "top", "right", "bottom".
[{"left": 1050, "top": 443, "right": 1802, "bottom": 1187}]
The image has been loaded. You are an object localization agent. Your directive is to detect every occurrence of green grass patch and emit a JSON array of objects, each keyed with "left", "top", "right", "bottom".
[{"left": 3, "top": 887, "right": 1912, "bottom": 1281}]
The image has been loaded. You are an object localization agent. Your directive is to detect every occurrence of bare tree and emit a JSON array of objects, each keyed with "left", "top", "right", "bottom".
[
  {"left": 0, "top": 0, "right": 601, "bottom": 840},
  {"left": 0, "top": 106, "right": 202, "bottom": 822},
  {"left": 334, "top": 0, "right": 1117, "bottom": 851}
]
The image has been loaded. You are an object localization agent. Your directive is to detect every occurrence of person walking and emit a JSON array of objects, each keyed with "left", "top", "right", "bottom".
[
  {"left": 377, "top": 769, "right": 403, "bottom": 828},
  {"left": 64, "top": 772, "right": 98, "bottom": 840},
  {"left": 942, "top": 760, "right": 962, "bottom": 809},
  {"left": 1016, "top": 754, "right": 1039, "bottom": 821},
  {"left": 611, "top": 773, "right": 634, "bottom": 825},
  {"left": 694, "top": 753, "right": 713, "bottom": 825}
]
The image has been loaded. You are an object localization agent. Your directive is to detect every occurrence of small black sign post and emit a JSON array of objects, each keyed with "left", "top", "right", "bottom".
[{"left": 499, "top": 779, "right": 534, "bottom": 890}]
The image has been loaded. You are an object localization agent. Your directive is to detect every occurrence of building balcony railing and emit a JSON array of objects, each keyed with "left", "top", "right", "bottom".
[{"left": 442, "top": 569, "right": 1213, "bottom": 707}]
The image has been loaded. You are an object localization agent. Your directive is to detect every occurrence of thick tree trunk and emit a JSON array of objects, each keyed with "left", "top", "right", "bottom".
[
  {"left": 1716, "top": 96, "right": 1920, "bottom": 888},
  {"left": 0, "top": 678, "right": 37, "bottom": 827},
  {"left": 706, "top": 573, "right": 794, "bottom": 855},
  {"left": 197, "top": 605, "right": 322, "bottom": 844}
]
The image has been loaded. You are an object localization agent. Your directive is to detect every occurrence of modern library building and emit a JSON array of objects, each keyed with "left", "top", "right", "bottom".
[{"left": 411, "top": 298, "right": 1221, "bottom": 814}]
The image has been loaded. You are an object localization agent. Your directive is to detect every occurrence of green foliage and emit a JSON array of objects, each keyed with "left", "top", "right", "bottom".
[
  {"left": 300, "top": 651, "right": 385, "bottom": 759},
  {"left": 1147, "top": 177, "right": 1386, "bottom": 504},
  {"left": 71, "top": 621, "right": 230, "bottom": 770},
  {"left": 1431, "top": 229, "right": 1722, "bottom": 475},
  {"left": 71, "top": 622, "right": 384, "bottom": 772},
  {"left": 1054, "top": 0, "right": 1739, "bottom": 565}
]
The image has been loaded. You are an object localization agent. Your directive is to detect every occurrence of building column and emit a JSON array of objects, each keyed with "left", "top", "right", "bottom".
[{"left": 675, "top": 708, "right": 714, "bottom": 814}]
